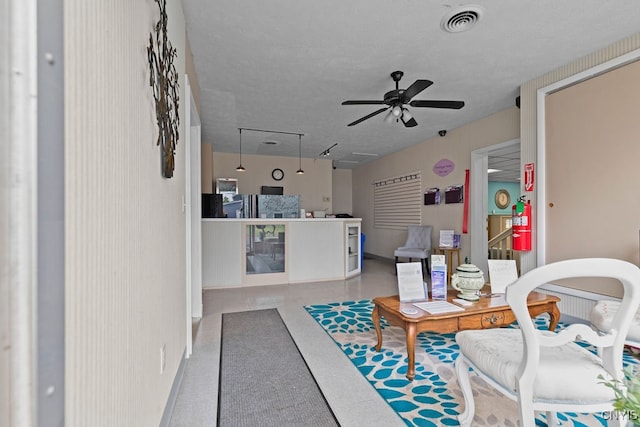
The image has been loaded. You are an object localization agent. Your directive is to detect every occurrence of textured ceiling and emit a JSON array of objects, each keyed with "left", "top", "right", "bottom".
[{"left": 183, "top": 0, "right": 640, "bottom": 170}]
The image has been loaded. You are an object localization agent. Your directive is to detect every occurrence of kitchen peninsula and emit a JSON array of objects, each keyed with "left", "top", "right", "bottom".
[{"left": 202, "top": 218, "right": 362, "bottom": 288}]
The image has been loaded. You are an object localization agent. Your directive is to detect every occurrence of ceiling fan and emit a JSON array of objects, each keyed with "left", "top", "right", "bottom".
[{"left": 341, "top": 71, "right": 465, "bottom": 127}]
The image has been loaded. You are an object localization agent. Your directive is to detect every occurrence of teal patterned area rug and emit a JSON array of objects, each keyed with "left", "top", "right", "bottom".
[{"left": 304, "top": 299, "right": 640, "bottom": 427}]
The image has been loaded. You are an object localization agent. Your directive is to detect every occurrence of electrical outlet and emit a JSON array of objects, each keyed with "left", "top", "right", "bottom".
[{"left": 160, "top": 345, "right": 166, "bottom": 374}]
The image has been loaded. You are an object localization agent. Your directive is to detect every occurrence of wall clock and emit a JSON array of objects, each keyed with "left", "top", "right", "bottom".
[
  {"left": 494, "top": 189, "right": 511, "bottom": 209},
  {"left": 271, "top": 168, "right": 284, "bottom": 181}
]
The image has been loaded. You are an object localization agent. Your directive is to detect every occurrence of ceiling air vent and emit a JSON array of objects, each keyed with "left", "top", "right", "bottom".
[{"left": 441, "top": 5, "right": 483, "bottom": 33}]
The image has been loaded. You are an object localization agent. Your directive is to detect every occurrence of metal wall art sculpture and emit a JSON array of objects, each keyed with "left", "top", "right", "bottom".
[{"left": 147, "top": 0, "right": 180, "bottom": 178}]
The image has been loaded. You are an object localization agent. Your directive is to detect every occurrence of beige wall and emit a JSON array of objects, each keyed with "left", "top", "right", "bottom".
[
  {"left": 352, "top": 108, "right": 520, "bottom": 261},
  {"left": 332, "top": 168, "right": 353, "bottom": 215},
  {"left": 201, "top": 143, "right": 213, "bottom": 193},
  {"left": 64, "top": 1, "right": 186, "bottom": 424},
  {"left": 213, "top": 152, "right": 334, "bottom": 213}
]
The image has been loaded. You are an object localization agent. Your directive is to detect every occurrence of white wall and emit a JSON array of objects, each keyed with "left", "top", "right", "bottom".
[{"left": 64, "top": 1, "right": 187, "bottom": 424}]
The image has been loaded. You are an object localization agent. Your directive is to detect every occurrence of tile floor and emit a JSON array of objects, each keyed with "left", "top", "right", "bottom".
[{"left": 169, "top": 258, "right": 406, "bottom": 426}]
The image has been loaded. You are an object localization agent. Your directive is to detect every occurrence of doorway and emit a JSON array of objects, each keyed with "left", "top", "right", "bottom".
[{"left": 470, "top": 139, "right": 520, "bottom": 275}]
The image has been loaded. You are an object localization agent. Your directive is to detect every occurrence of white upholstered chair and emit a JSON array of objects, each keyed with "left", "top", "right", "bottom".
[
  {"left": 455, "top": 258, "right": 640, "bottom": 427},
  {"left": 590, "top": 299, "right": 640, "bottom": 352},
  {"left": 394, "top": 225, "right": 432, "bottom": 274}
]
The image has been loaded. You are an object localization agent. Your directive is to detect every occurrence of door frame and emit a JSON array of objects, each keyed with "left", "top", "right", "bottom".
[
  {"left": 470, "top": 138, "right": 520, "bottom": 276},
  {"left": 184, "top": 75, "right": 202, "bottom": 358}
]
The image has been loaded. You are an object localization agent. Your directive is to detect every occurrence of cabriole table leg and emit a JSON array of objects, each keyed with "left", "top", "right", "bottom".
[
  {"left": 372, "top": 305, "right": 383, "bottom": 351},
  {"left": 405, "top": 322, "right": 417, "bottom": 380}
]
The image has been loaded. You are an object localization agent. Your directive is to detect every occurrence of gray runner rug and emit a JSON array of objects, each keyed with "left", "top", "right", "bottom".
[{"left": 218, "top": 308, "right": 339, "bottom": 426}]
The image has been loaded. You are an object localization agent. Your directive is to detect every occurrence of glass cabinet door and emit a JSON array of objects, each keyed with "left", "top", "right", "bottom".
[{"left": 245, "top": 223, "right": 286, "bottom": 275}]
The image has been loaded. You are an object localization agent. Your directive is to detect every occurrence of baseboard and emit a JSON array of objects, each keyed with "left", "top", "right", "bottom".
[
  {"left": 537, "top": 283, "right": 618, "bottom": 321},
  {"left": 362, "top": 252, "right": 393, "bottom": 263},
  {"left": 559, "top": 313, "right": 590, "bottom": 326},
  {"left": 160, "top": 348, "right": 188, "bottom": 427}
]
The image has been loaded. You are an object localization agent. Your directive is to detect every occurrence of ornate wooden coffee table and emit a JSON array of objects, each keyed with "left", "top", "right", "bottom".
[{"left": 372, "top": 290, "right": 560, "bottom": 380}]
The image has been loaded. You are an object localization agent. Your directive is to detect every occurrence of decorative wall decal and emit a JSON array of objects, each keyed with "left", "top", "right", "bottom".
[
  {"left": 147, "top": 0, "right": 180, "bottom": 178},
  {"left": 433, "top": 158, "right": 455, "bottom": 177}
]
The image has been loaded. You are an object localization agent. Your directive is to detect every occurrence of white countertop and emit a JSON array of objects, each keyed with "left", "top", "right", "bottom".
[{"left": 202, "top": 217, "right": 361, "bottom": 222}]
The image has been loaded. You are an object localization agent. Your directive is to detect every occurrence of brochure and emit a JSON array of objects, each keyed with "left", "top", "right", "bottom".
[
  {"left": 431, "top": 254, "right": 445, "bottom": 266},
  {"left": 413, "top": 300, "right": 464, "bottom": 315},
  {"left": 430, "top": 264, "right": 447, "bottom": 300},
  {"left": 396, "top": 262, "right": 427, "bottom": 302},
  {"left": 487, "top": 259, "right": 519, "bottom": 293},
  {"left": 439, "top": 230, "right": 454, "bottom": 248}
]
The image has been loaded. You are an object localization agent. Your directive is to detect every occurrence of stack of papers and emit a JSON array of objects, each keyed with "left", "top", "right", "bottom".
[
  {"left": 396, "top": 262, "right": 427, "bottom": 302},
  {"left": 413, "top": 300, "right": 465, "bottom": 314},
  {"left": 439, "top": 230, "right": 455, "bottom": 248},
  {"left": 487, "top": 259, "right": 518, "bottom": 293}
]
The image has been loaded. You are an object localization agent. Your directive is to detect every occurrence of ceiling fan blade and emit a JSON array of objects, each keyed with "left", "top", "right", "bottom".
[
  {"left": 342, "top": 100, "right": 386, "bottom": 105},
  {"left": 401, "top": 116, "right": 418, "bottom": 127},
  {"left": 410, "top": 100, "right": 465, "bottom": 109},
  {"left": 402, "top": 80, "right": 433, "bottom": 102},
  {"left": 347, "top": 107, "right": 388, "bottom": 127}
]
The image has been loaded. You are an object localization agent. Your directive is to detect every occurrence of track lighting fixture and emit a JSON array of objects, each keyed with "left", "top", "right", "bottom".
[
  {"left": 236, "top": 127, "right": 308, "bottom": 173},
  {"left": 296, "top": 134, "right": 304, "bottom": 174},
  {"left": 236, "top": 128, "right": 246, "bottom": 171},
  {"left": 319, "top": 142, "right": 338, "bottom": 157},
  {"left": 235, "top": 129, "right": 246, "bottom": 171}
]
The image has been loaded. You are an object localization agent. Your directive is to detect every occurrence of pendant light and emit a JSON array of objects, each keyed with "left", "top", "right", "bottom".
[
  {"left": 236, "top": 128, "right": 245, "bottom": 172},
  {"left": 296, "top": 134, "right": 304, "bottom": 174}
]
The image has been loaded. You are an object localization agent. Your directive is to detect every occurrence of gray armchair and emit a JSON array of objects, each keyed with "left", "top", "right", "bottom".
[{"left": 394, "top": 225, "right": 432, "bottom": 274}]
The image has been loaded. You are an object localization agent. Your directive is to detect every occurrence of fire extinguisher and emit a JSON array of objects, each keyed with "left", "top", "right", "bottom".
[{"left": 512, "top": 197, "right": 532, "bottom": 251}]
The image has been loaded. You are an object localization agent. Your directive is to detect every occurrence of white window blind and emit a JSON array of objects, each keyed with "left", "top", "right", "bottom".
[{"left": 373, "top": 172, "right": 421, "bottom": 229}]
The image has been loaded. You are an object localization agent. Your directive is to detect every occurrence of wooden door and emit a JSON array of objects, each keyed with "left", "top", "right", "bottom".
[{"left": 545, "top": 60, "right": 640, "bottom": 296}]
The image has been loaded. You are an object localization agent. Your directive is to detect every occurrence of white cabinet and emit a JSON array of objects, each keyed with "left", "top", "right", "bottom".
[
  {"left": 202, "top": 218, "right": 361, "bottom": 288},
  {"left": 345, "top": 222, "right": 361, "bottom": 278},
  {"left": 289, "top": 220, "right": 344, "bottom": 283}
]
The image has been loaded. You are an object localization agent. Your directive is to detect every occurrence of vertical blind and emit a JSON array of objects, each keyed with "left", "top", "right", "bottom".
[{"left": 373, "top": 172, "right": 421, "bottom": 229}]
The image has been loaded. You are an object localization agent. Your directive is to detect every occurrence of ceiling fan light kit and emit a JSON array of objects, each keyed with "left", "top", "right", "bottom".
[{"left": 342, "top": 70, "right": 464, "bottom": 127}]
